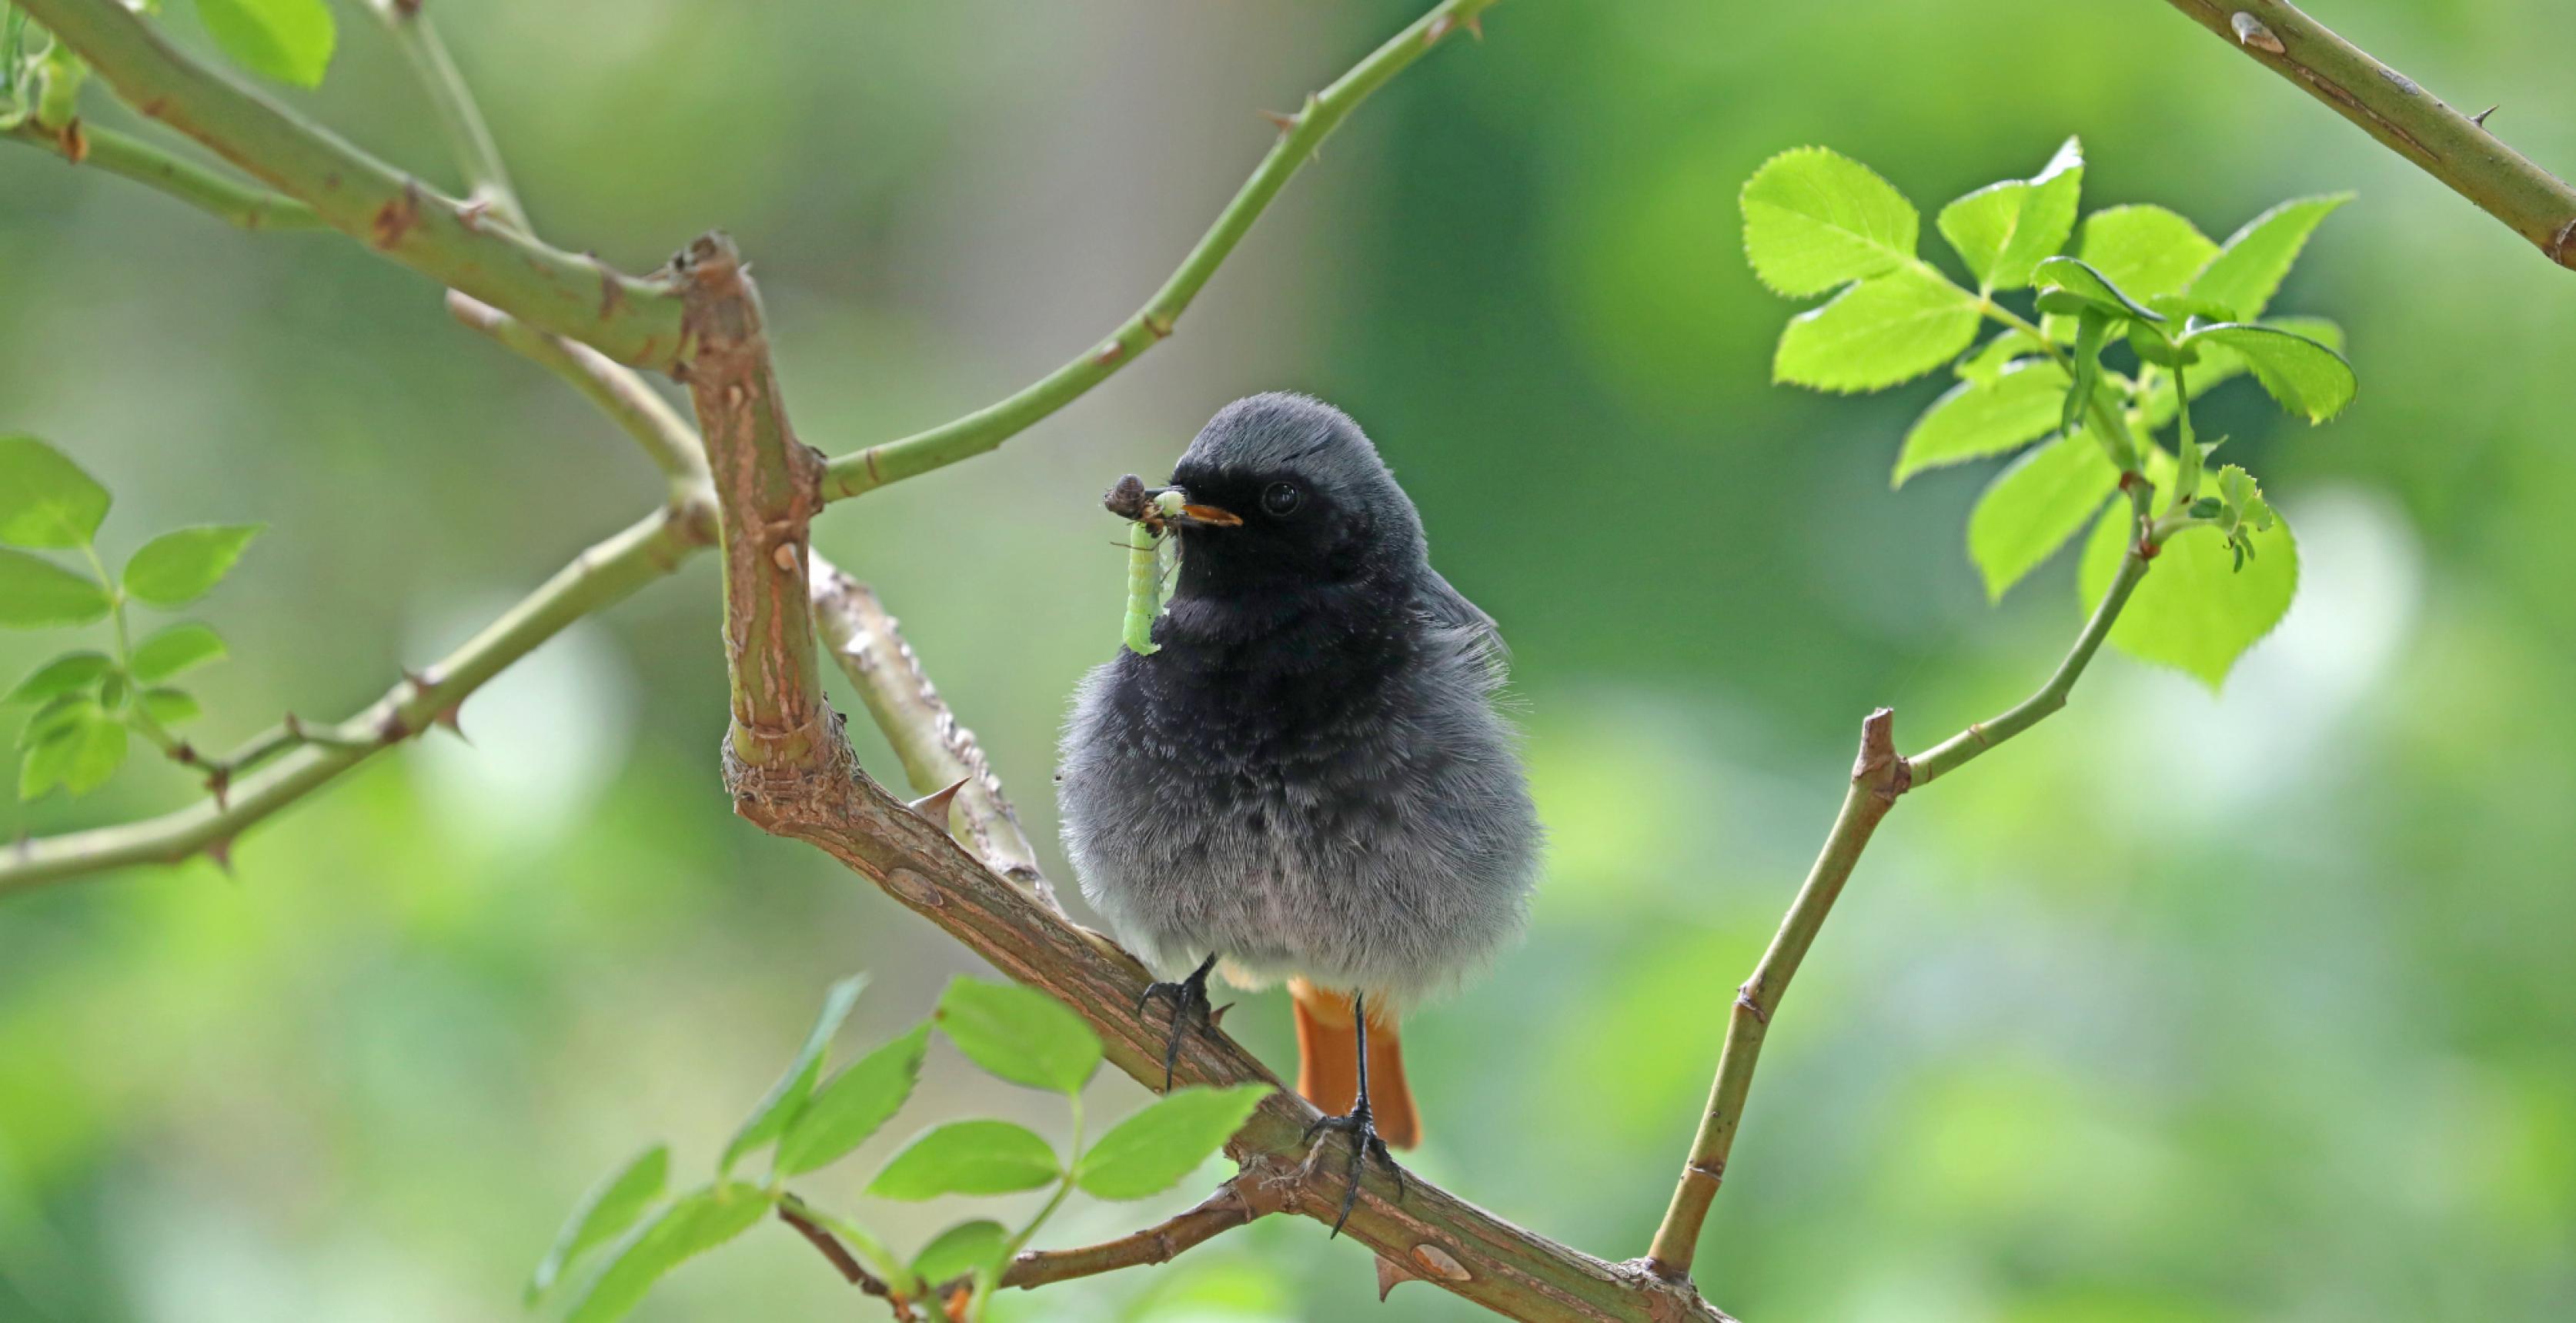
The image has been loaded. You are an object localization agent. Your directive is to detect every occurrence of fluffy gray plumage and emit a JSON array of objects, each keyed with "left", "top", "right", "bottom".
[{"left": 1057, "top": 393, "right": 1540, "bottom": 1012}]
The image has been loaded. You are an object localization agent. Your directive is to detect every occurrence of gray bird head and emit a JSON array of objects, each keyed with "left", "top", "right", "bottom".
[{"left": 1160, "top": 393, "right": 1425, "bottom": 596}]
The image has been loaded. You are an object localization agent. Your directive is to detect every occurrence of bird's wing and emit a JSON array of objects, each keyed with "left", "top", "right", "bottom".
[{"left": 1416, "top": 566, "right": 1510, "bottom": 680}]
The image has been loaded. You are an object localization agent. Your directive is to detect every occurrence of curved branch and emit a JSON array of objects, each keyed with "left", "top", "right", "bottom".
[
  {"left": 817, "top": 0, "right": 1500, "bottom": 502},
  {"left": 2157, "top": 0, "right": 2576, "bottom": 267},
  {"left": 15, "top": 0, "right": 690, "bottom": 366},
  {"left": 3, "top": 118, "right": 324, "bottom": 229},
  {"left": 0, "top": 503, "right": 715, "bottom": 896}
]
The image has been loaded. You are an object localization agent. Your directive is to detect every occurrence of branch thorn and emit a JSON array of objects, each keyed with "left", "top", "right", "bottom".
[
  {"left": 907, "top": 777, "right": 971, "bottom": 824},
  {"left": 2472, "top": 104, "right": 2497, "bottom": 127},
  {"left": 1376, "top": 1253, "right": 1419, "bottom": 1301}
]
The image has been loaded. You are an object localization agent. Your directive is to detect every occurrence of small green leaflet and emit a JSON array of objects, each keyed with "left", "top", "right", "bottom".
[
  {"left": 130, "top": 622, "right": 228, "bottom": 683},
  {"left": 0, "top": 549, "right": 112, "bottom": 628},
  {"left": 867, "top": 1120, "right": 1061, "bottom": 1200},
  {"left": 0, "top": 436, "right": 109, "bottom": 549},
  {"left": 1074, "top": 1084, "right": 1273, "bottom": 1201},
  {"left": 196, "top": 0, "right": 335, "bottom": 89},
  {"left": 2, "top": 651, "right": 112, "bottom": 707},
  {"left": 140, "top": 687, "right": 200, "bottom": 725},
  {"left": 2177, "top": 323, "right": 2355, "bottom": 423},
  {"left": 1739, "top": 146, "right": 1920, "bottom": 297},
  {"left": 912, "top": 1218, "right": 1011, "bottom": 1289},
  {"left": 2187, "top": 194, "right": 2350, "bottom": 322},
  {"left": 1966, "top": 433, "right": 2122, "bottom": 600},
  {"left": 1772, "top": 264, "right": 1980, "bottom": 393},
  {"left": 123, "top": 524, "right": 263, "bottom": 606},
  {"left": 934, "top": 977, "right": 1102, "bottom": 1095},
  {"left": 563, "top": 1183, "right": 771, "bottom": 1323},
  {"left": 1936, "top": 136, "right": 2083, "bottom": 291},
  {"left": 2033, "top": 256, "right": 2162, "bottom": 322},
  {"left": 2074, "top": 204, "right": 2217, "bottom": 302},
  {"left": 773, "top": 1023, "right": 932, "bottom": 1176},
  {"left": 527, "top": 1144, "right": 668, "bottom": 1304},
  {"left": 2080, "top": 469, "right": 2297, "bottom": 689},
  {"left": 718, "top": 974, "right": 867, "bottom": 1175},
  {"left": 45, "top": 711, "right": 126, "bottom": 797},
  {"left": 1894, "top": 359, "right": 2070, "bottom": 486}
]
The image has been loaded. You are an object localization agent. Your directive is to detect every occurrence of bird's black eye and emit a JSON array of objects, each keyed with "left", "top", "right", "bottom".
[{"left": 1260, "top": 482, "right": 1303, "bottom": 516}]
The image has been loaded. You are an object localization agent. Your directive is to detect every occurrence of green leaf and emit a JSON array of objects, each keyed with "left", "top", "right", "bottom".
[
  {"left": 911, "top": 1219, "right": 1010, "bottom": 1288},
  {"left": 563, "top": 1183, "right": 770, "bottom": 1323},
  {"left": 2080, "top": 475, "right": 2297, "bottom": 689},
  {"left": 2032, "top": 256, "right": 2162, "bottom": 322},
  {"left": 122, "top": 524, "right": 263, "bottom": 606},
  {"left": 1953, "top": 330, "right": 2040, "bottom": 386},
  {"left": 1936, "top": 136, "right": 2082, "bottom": 290},
  {"left": 2178, "top": 323, "right": 2356, "bottom": 423},
  {"left": 2063, "top": 308, "right": 2112, "bottom": 438},
  {"left": 720, "top": 974, "right": 867, "bottom": 1175},
  {"left": 773, "top": 1023, "right": 932, "bottom": 1177},
  {"left": 1894, "top": 359, "right": 2070, "bottom": 486},
  {"left": 20, "top": 722, "right": 82, "bottom": 800},
  {"left": 61, "top": 711, "right": 127, "bottom": 795},
  {"left": 2076, "top": 204, "right": 2218, "bottom": 301},
  {"left": 527, "top": 1144, "right": 669, "bottom": 1305},
  {"left": 935, "top": 977, "right": 1102, "bottom": 1095},
  {"left": 0, "top": 436, "right": 110, "bottom": 549},
  {"left": 3, "top": 651, "right": 112, "bottom": 707},
  {"left": 130, "top": 622, "right": 227, "bottom": 683},
  {"left": 0, "top": 549, "right": 112, "bottom": 628},
  {"left": 19, "top": 694, "right": 97, "bottom": 749},
  {"left": 195, "top": 0, "right": 335, "bottom": 89},
  {"left": 1772, "top": 266, "right": 1980, "bottom": 393},
  {"left": 867, "top": 1121, "right": 1061, "bottom": 1201},
  {"left": 1967, "top": 433, "right": 2123, "bottom": 600},
  {"left": 1739, "top": 146, "right": 1920, "bottom": 297},
  {"left": 1074, "top": 1084, "right": 1273, "bottom": 1201},
  {"left": 2188, "top": 194, "right": 2349, "bottom": 321},
  {"left": 139, "top": 687, "right": 200, "bottom": 726}
]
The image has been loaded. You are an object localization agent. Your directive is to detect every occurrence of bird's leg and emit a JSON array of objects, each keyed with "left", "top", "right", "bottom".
[
  {"left": 1134, "top": 952, "right": 1219, "bottom": 1091},
  {"left": 1300, "top": 991, "right": 1405, "bottom": 1237}
]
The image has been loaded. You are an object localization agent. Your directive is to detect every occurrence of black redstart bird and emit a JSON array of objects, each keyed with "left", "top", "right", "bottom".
[{"left": 1057, "top": 393, "right": 1541, "bottom": 1232}]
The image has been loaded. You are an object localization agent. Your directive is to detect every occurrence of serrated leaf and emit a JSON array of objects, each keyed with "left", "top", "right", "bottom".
[
  {"left": 774, "top": 1023, "right": 932, "bottom": 1177},
  {"left": 3, "top": 651, "right": 112, "bottom": 707},
  {"left": 1936, "top": 136, "right": 2081, "bottom": 290},
  {"left": 1074, "top": 1084, "right": 1273, "bottom": 1201},
  {"left": 563, "top": 1183, "right": 770, "bottom": 1323},
  {"left": 1968, "top": 433, "right": 2122, "bottom": 600},
  {"left": 720, "top": 974, "right": 867, "bottom": 1175},
  {"left": 0, "top": 436, "right": 110, "bottom": 549},
  {"left": 139, "top": 687, "right": 200, "bottom": 726},
  {"left": 2080, "top": 473, "right": 2297, "bottom": 689},
  {"left": 62, "top": 712, "right": 127, "bottom": 795},
  {"left": 1740, "top": 146, "right": 1919, "bottom": 297},
  {"left": 867, "top": 1121, "right": 1060, "bottom": 1201},
  {"left": 528, "top": 1144, "right": 669, "bottom": 1305},
  {"left": 1953, "top": 331, "right": 2040, "bottom": 386},
  {"left": 1772, "top": 265, "right": 1980, "bottom": 393},
  {"left": 2077, "top": 204, "right": 2218, "bottom": 301},
  {"left": 912, "top": 1219, "right": 1010, "bottom": 1288},
  {"left": 130, "top": 622, "right": 227, "bottom": 683},
  {"left": 123, "top": 525, "right": 262, "bottom": 606},
  {"left": 2179, "top": 323, "right": 2356, "bottom": 423},
  {"left": 2189, "top": 194, "right": 2348, "bottom": 322},
  {"left": 0, "top": 549, "right": 112, "bottom": 628},
  {"left": 935, "top": 977, "right": 1102, "bottom": 1095},
  {"left": 2033, "top": 256, "right": 2162, "bottom": 322},
  {"left": 196, "top": 0, "right": 334, "bottom": 89},
  {"left": 1894, "top": 359, "right": 2070, "bottom": 486}
]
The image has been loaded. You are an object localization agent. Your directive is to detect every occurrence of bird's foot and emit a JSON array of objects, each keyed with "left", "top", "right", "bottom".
[
  {"left": 1134, "top": 954, "right": 1218, "bottom": 1092},
  {"left": 1302, "top": 1104, "right": 1406, "bottom": 1238}
]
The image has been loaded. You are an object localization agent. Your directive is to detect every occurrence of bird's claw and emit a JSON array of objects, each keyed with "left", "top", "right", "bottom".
[
  {"left": 1135, "top": 954, "right": 1218, "bottom": 1092},
  {"left": 1303, "top": 1105, "right": 1405, "bottom": 1238}
]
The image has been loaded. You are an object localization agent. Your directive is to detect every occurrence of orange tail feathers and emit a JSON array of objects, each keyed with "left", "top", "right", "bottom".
[{"left": 1288, "top": 978, "right": 1420, "bottom": 1149}]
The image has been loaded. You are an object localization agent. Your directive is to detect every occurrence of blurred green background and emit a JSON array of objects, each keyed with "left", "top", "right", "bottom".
[{"left": 4, "top": 1, "right": 2573, "bottom": 1319}]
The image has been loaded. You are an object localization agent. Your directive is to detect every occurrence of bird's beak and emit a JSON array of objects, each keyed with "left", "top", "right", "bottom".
[{"left": 1144, "top": 487, "right": 1242, "bottom": 529}]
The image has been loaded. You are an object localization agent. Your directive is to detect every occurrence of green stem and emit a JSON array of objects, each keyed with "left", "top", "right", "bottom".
[
  {"left": 369, "top": 0, "right": 522, "bottom": 226},
  {"left": 15, "top": 0, "right": 688, "bottom": 366},
  {"left": 0, "top": 506, "right": 710, "bottom": 895},
  {"left": 818, "top": 0, "right": 1500, "bottom": 501},
  {"left": 2155, "top": 0, "right": 2576, "bottom": 269},
  {"left": 979, "top": 1094, "right": 1083, "bottom": 1321},
  {"left": 3, "top": 117, "right": 326, "bottom": 228}
]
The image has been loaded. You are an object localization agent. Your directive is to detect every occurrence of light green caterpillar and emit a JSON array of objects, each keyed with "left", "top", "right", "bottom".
[{"left": 1121, "top": 489, "right": 1185, "bottom": 655}]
